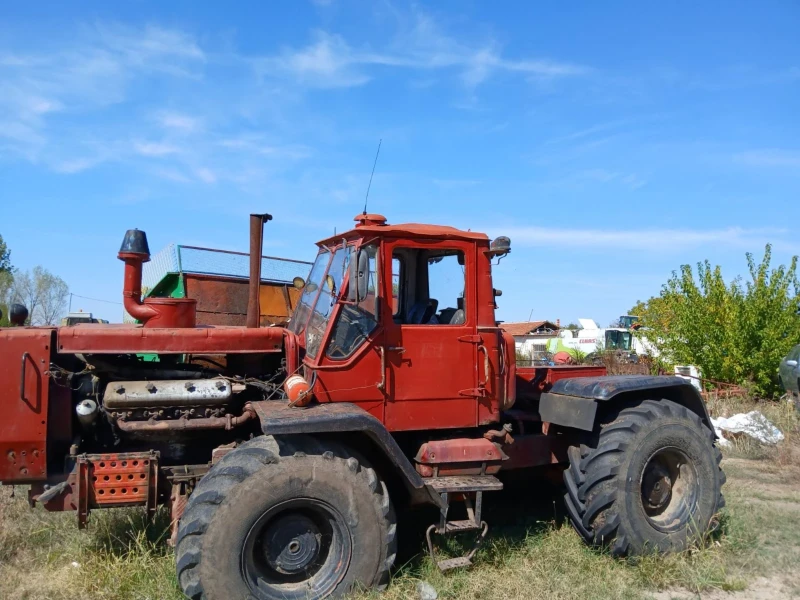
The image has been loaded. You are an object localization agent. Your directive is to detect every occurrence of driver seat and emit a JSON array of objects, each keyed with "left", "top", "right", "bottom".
[{"left": 407, "top": 299, "right": 439, "bottom": 324}]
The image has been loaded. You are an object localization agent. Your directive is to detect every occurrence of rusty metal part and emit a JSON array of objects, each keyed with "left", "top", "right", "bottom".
[
  {"left": 115, "top": 404, "right": 256, "bottom": 433},
  {"left": 211, "top": 442, "right": 237, "bottom": 464},
  {"left": 103, "top": 377, "right": 233, "bottom": 409},
  {"left": 162, "top": 464, "right": 209, "bottom": 545},
  {"left": 183, "top": 273, "right": 302, "bottom": 327},
  {"left": 247, "top": 213, "right": 273, "bottom": 329},
  {"left": 483, "top": 423, "right": 514, "bottom": 445},
  {"left": 168, "top": 481, "right": 190, "bottom": 547},
  {"left": 75, "top": 451, "right": 159, "bottom": 528}
]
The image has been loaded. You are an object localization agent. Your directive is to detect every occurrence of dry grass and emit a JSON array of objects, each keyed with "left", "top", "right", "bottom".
[{"left": 0, "top": 395, "right": 798, "bottom": 600}]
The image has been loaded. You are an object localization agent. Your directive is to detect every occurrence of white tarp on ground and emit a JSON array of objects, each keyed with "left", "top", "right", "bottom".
[{"left": 711, "top": 411, "right": 785, "bottom": 447}]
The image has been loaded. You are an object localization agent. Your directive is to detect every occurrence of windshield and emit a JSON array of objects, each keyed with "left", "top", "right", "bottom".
[
  {"left": 288, "top": 249, "right": 330, "bottom": 336},
  {"left": 288, "top": 245, "right": 352, "bottom": 358}
]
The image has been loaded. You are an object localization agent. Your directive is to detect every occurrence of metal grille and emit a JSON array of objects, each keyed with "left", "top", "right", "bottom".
[
  {"left": 142, "top": 244, "right": 179, "bottom": 294},
  {"left": 177, "top": 246, "right": 310, "bottom": 284}
]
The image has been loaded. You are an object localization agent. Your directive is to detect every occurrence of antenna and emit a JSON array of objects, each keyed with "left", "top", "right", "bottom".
[{"left": 363, "top": 138, "right": 382, "bottom": 215}]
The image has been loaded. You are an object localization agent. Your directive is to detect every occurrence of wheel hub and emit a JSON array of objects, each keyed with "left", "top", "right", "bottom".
[
  {"left": 639, "top": 447, "right": 698, "bottom": 532},
  {"left": 262, "top": 515, "right": 321, "bottom": 575},
  {"left": 242, "top": 498, "right": 352, "bottom": 600},
  {"left": 642, "top": 462, "right": 673, "bottom": 510}
]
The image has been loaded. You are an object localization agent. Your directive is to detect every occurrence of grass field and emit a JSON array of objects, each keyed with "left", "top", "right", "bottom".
[{"left": 1, "top": 397, "right": 798, "bottom": 600}]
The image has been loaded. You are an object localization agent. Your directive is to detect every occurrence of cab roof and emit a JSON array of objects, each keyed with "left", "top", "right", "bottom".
[{"left": 316, "top": 214, "right": 489, "bottom": 247}]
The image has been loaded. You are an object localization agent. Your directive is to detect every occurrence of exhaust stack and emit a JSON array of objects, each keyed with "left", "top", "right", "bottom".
[
  {"left": 247, "top": 213, "right": 273, "bottom": 329},
  {"left": 118, "top": 229, "right": 196, "bottom": 328}
]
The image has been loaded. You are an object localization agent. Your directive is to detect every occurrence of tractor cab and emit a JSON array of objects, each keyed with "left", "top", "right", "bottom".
[{"left": 287, "top": 213, "right": 515, "bottom": 431}]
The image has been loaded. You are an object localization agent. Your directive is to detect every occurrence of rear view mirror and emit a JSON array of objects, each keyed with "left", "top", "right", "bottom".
[{"left": 347, "top": 249, "right": 370, "bottom": 302}]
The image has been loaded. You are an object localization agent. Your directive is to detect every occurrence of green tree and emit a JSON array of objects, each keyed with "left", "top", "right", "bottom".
[
  {"left": 0, "top": 234, "right": 13, "bottom": 326},
  {"left": 632, "top": 244, "right": 800, "bottom": 398},
  {"left": 0, "top": 234, "right": 11, "bottom": 274}
]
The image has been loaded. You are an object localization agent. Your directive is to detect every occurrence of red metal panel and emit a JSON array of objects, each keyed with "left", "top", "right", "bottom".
[
  {"left": 477, "top": 328, "right": 502, "bottom": 424},
  {"left": 56, "top": 324, "right": 284, "bottom": 354},
  {"left": 381, "top": 238, "right": 480, "bottom": 432},
  {"left": 88, "top": 453, "right": 155, "bottom": 507},
  {"left": 416, "top": 438, "right": 501, "bottom": 464},
  {"left": 514, "top": 365, "right": 607, "bottom": 401},
  {"left": 502, "top": 434, "right": 571, "bottom": 470},
  {"left": 0, "top": 328, "right": 54, "bottom": 482},
  {"left": 385, "top": 398, "right": 477, "bottom": 431}
]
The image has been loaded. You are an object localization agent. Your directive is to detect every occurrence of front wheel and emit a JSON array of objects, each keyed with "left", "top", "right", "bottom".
[
  {"left": 564, "top": 399, "right": 725, "bottom": 556},
  {"left": 175, "top": 435, "right": 396, "bottom": 600}
]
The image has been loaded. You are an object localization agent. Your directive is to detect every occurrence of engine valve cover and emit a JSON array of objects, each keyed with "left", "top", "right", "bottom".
[{"left": 103, "top": 377, "right": 233, "bottom": 409}]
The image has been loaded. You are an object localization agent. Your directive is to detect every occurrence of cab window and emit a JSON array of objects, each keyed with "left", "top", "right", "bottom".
[{"left": 391, "top": 247, "right": 466, "bottom": 325}]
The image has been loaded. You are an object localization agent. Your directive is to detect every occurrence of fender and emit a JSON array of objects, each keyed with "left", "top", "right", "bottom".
[
  {"left": 250, "top": 401, "right": 443, "bottom": 507},
  {"left": 538, "top": 375, "right": 714, "bottom": 434}
]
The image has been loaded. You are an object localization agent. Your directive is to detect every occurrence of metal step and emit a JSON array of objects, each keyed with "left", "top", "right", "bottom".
[
  {"left": 441, "top": 519, "right": 482, "bottom": 533},
  {"left": 424, "top": 475, "right": 503, "bottom": 494},
  {"left": 436, "top": 556, "right": 473, "bottom": 571}
]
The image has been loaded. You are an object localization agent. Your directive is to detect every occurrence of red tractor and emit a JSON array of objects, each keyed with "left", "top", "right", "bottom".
[{"left": 0, "top": 213, "right": 724, "bottom": 599}]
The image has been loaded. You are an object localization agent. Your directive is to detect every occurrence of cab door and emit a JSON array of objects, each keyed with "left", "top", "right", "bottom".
[{"left": 382, "top": 239, "right": 479, "bottom": 431}]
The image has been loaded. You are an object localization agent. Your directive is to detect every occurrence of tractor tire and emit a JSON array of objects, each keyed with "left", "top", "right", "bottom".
[
  {"left": 175, "top": 435, "right": 396, "bottom": 600},
  {"left": 563, "top": 399, "right": 725, "bottom": 556}
]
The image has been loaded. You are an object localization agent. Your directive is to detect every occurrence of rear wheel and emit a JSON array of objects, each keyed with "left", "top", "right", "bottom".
[
  {"left": 564, "top": 399, "right": 725, "bottom": 556},
  {"left": 175, "top": 435, "right": 396, "bottom": 600}
]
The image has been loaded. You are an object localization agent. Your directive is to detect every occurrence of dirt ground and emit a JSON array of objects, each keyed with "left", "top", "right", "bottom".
[{"left": 648, "top": 455, "right": 800, "bottom": 600}]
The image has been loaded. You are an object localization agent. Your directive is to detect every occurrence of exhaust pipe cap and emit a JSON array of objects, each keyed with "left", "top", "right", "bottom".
[{"left": 119, "top": 229, "right": 151, "bottom": 259}]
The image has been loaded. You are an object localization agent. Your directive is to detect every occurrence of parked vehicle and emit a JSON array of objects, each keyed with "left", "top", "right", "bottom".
[
  {"left": 779, "top": 344, "right": 800, "bottom": 401},
  {"left": 0, "top": 212, "right": 725, "bottom": 600}
]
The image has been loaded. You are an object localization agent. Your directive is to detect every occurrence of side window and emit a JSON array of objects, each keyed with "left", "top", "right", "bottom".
[
  {"left": 391, "top": 257, "right": 402, "bottom": 316},
  {"left": 400, "top": 248, "right": 466, "bottom": 326},
  {"left": 326, "top": 245, "right": 379, "bottom": 360}
]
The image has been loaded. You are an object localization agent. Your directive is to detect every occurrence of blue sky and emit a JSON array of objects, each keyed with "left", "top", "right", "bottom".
[{"left": 1, "top": 1, "right": 798, "bottom": 325}]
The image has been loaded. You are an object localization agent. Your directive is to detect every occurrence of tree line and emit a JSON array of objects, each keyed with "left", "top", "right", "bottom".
[
  {"left": 0, "top": 234, "right": 70, "bottom": 326},
  {"left": 631, "top": 244, "right": 800, "bottom": 398}
]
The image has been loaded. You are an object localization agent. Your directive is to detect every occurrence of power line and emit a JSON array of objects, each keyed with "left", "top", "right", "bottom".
[{"left": 69, "top": 293, "right": 122, "bottom": 306}]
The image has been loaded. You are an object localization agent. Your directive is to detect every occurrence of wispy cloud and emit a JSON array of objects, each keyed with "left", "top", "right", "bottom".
[
  {"left": 157, "top": 111, "right": 201, "bottom": 133},
  {"left": 577, "top": 168, "right": 647, "bottom": 190},
  {"left": 194, "top": 167, "right": 217, "bottom": 184},
  {"left": 0, "top": 23, "right": 206, "bottom": 165},
  {"left": 53, "top": 157, "right": 105, "bottom": 174},
  {"left": 133, "top": 141, "right": 181, "bottom": 157},
  {"left": 256, "top": 13, "right": 588, "bottom": 89},
  {"left": 734, "top": 149, "right": 800, "bottom": 169},
  {"left": 501, "top": 225, "right": 788, "bottom": 252}
]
